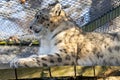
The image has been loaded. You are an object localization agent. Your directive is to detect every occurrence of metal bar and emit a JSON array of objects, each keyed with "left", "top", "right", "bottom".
[
  {"left": 93, "top": 66, "right": 96, "bottom": 77},
  {"left": 74, "top": 65, "right": 77, "bottom": 78},
  {"left": 14, "top": 69, "right": 18, "bottom": 80},
  {"left": 48, "top": 67, "right": 52, "bottom": 77},
  {"left": 82, "top": 5, "right": 120, "bottom": 32}
]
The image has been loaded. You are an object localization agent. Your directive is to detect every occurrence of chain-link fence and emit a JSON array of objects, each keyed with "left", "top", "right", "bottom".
[
  {"left": 0, "top": 0, "right": 120, "bottom": 80},
  {"left": 0, "top": 0, "right": 120, "bottom": 39}
]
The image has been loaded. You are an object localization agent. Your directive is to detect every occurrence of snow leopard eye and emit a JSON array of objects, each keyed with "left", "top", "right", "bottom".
[{"left": 34, "top": 29, "right": 41, "bottom": 33}]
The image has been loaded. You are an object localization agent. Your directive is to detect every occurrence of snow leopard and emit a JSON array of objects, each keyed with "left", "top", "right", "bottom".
[{"left": 10, "top": 3, "right": 120, "bottom": 68}]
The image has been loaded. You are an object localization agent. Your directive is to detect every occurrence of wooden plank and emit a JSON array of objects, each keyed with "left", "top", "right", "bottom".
[{"left": 0, "top": 66, "right": 120, "bottom": 79}]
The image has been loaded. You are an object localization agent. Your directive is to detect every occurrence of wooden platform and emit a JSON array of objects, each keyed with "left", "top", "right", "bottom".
[
  {"left": 9, "top": 76, "right": 120, "bottom": 80},
  {"left": 0, "top": 66, "right": 120, "bottom": 80}
]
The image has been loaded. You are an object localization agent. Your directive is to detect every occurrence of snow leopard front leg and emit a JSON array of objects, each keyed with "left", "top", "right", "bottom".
[{"left": 10, "top": 52, "right": 76, "bottom": 68}]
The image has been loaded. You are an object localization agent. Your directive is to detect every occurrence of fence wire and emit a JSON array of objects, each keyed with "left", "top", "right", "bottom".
[
  {"left": 0, "top": 0, "right": 120, "bottom": 80},
  {"left": 0, "top": 0, "right": 120, "bottom": 64},
  {"left": 0, "top": 0, "right": 120, "bottom": 40}
]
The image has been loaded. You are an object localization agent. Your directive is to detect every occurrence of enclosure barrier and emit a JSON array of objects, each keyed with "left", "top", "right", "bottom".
[
  {"left": 82, "top": 4, "right": 120, "bottom": 32},
  {"left": 1, "top": 4, "right": 120, "bottom": 80},
  {"left": 0, "top": 4, "right": 120, "bottom": 46}
]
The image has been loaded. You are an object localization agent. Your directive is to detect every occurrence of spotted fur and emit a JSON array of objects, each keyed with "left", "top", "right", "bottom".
[{"left": 10, "top": 4, "right": 120, "bottom": 68}]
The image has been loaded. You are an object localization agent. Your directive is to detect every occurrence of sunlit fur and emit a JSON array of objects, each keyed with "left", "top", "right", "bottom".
[{"left": 10, "top": 4, "right": 120, "bottom": 68}]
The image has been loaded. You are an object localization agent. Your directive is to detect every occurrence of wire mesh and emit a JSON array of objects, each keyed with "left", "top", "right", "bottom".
[
  {"left": 0, "top": 0, "right": 120, "bottom": 79},
  {"left": 94, "top": 15, "right": 120, "bottom": 33},
  {"left": 0, "top": 0, "right": 120, "bottom": 67},
  {"left": 0, "top": 0, "right": 37, "bottom": 40},
  {"left": 0, "top": 0, "right": 120, "bottom": 40}
]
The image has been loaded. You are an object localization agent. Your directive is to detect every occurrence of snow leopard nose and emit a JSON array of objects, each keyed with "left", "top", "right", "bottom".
[{"left": 30, "top": 26, "right": 32, "bottom": 29}]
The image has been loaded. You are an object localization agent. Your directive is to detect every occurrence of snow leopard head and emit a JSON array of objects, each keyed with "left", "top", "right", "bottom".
[{"left": 30, "top": 3, "right": 68, "bottom": 34}]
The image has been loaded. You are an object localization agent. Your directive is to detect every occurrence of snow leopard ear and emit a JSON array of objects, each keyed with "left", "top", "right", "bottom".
[
  {"left": 54, "top": 3, "right": 62, "bottom": 11},
  {"left": 50, "top": 3, "right": 62, "bottom": 16}
]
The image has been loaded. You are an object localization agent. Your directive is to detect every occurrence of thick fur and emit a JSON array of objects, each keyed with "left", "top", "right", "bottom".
[{"left": 10, "top": 4, "right": 120, "bottom": 68}]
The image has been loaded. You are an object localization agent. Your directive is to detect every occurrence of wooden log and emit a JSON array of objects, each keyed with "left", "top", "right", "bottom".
[{"left": 0, "top": 40, "right": 39, "bottom": 46}]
